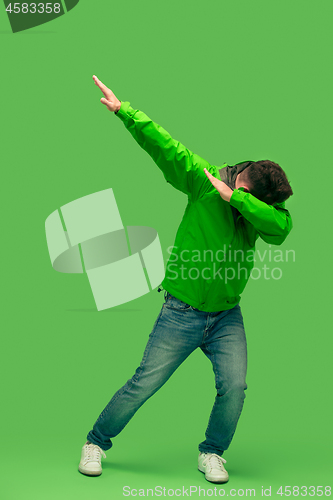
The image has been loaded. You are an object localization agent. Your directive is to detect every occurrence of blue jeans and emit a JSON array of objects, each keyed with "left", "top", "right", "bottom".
[{"left": 87, "top": 292, "right": 247, "bottom": 455}]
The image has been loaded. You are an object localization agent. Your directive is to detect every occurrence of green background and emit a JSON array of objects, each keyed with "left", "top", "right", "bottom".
[{"left": 1, "top": 0, "right": 332, "bottom": 498}]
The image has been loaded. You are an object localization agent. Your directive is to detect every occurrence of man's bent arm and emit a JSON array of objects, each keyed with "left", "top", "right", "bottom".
[
  {"left": 115, "top": 101, "right": 216, "bottom": 200},
  {"left": 230, "top": 188, "right": 293, "bottom": 245}
]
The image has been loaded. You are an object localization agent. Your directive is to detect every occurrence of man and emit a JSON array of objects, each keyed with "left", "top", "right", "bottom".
[{"left": 78, "top": 75, "right": 293, "bottom": 482}]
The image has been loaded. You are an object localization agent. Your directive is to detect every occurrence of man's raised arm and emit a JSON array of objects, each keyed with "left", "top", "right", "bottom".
[{"left": 92, "top": 75, "right": 217, "bottom": 200}]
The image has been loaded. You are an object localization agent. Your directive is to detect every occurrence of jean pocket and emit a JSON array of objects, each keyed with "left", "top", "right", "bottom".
[{"left": 164, "top": 293, "right": 192, "bottom": 310}]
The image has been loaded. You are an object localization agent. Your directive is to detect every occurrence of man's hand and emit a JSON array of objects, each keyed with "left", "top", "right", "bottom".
[
  {"left": 92, "top": 75, "right": 121, "bottom": 113},
  {"left": 203, "top": 168, "right": 233, "bottom": 202}
]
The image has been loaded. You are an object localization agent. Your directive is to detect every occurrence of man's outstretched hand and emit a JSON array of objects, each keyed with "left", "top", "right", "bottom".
[
  {"left": 92, "top": 75, "right": 121, "bottom": 113},
  {"left": 204, "top": 168, "right": 233, "bottom": 202}
]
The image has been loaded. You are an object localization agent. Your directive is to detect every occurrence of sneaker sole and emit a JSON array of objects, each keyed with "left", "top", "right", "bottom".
[
  {"left": 78, "top": 465, "right": 102, "bottom": 476},
  {"left": 198, "top": 466, "right": 229, "bottom": 484}
]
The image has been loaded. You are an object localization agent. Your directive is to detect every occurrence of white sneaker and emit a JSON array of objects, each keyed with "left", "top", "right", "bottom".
[
  {"left": 78, "top": 441, "right": 106, "bottom": 476},
  {"left": 198, "top": 452, "right": 229, "bottom": 483}
]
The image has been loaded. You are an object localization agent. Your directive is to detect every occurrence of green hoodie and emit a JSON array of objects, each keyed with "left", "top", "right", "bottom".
[{"left": 116, "top": 101, "right": 293, "bottom": 312}]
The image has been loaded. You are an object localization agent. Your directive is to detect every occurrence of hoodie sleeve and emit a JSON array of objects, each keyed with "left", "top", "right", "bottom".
[
  {"left": 115, "top": 101, "right": 216, "bottom": 200},
  {"left": 230, "top": 187, "right": 293, "bottom": 245}
]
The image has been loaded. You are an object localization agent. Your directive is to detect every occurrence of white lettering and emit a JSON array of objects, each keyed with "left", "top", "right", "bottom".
[{"left": 225, "top": 267, "right": 235, "bottom": 283}]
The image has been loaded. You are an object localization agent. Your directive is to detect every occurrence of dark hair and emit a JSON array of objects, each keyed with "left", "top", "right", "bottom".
[{"left": 240, "top": 160, "right": 293, "bottom": 205}]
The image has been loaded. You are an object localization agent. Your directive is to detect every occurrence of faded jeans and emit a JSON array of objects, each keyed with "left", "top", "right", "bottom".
[{"left": 87, "top": 291, "right": 247, "bottom": 455}]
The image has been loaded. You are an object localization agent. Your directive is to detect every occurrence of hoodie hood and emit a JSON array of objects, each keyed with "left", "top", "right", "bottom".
[{"left": 218, "top": 161, "right": 254, "bottom": 189}]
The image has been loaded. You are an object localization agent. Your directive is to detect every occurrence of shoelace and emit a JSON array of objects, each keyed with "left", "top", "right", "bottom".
[
  {"left": 202, "top": 453, "right": 227, "bottom": 470},
  {"left": 84, "top": 443, "right": 106, "bottom": 463}
]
